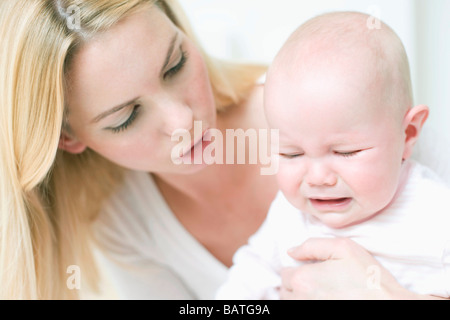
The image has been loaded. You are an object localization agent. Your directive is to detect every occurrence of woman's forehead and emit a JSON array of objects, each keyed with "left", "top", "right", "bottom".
[
  {"left": 73, "top": 8, "right": 175, "bottom": 66},
  {"left": 65, "top": 8, "right": 178, "bottom": 118}
]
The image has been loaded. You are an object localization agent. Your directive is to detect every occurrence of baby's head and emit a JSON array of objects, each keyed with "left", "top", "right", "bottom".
[{"left": 265, "top": 12, "right": 429, "bottom": 228}]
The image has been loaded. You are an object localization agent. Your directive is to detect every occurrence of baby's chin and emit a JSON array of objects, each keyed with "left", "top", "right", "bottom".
[{"left": 310, "top": 210, "right": 375, "bottom": 229}]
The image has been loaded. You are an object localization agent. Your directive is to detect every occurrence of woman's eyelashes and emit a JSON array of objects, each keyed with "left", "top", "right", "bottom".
[
  {"left": 110, "top": 104, "right": 141, "bottom": 134},
  {"left": 108, "top": 48, "right": 189, "bottom": 134},
  {"left": 164, "top": 48, "right": 188, "bottom": 80}
]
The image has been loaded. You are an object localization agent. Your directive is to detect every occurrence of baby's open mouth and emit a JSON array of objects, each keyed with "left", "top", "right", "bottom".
[{"left": 309, "top": 197, "right": 352, "bottom": 210}]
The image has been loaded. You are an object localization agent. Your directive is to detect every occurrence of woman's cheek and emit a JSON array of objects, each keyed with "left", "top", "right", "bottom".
[{"left": 183, "top": 47, "right": 215, "bottom": 113}]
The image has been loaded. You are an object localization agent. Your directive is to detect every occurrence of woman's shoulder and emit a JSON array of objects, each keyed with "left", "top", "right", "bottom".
[
  {"left": 94, "top": 171, "right": 163, "bottom": 246},
  {"left": 100, "top": 170, "right": 160, "bottom": 215},
  {"left": 256, "top": 73, "right": 267, "bottom": 85},
  {"left": 223, "top": 78, "right": 268, "bottom": 132}
]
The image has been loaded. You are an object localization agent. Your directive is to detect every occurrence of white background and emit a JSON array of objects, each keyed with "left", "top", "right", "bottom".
[{"left": 179, "top": 0, "right": 450, "bottom": 142}]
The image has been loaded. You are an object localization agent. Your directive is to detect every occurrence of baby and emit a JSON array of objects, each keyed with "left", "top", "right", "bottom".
[{"left": 216, "top": 11, "right": 450, "bottom": 299}]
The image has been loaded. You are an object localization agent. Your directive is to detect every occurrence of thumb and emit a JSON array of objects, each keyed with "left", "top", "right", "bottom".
[{"left": 288, "top": 237, "right": 353, "bottom": 262}]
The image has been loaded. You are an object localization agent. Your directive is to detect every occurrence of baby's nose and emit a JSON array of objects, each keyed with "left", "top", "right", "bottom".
[{"left": 305, "top": 161, "right": 337, "bottom": 187}]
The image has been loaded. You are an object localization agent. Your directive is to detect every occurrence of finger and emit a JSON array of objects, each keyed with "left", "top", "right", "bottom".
[
  {"left": 288, "top": 237, "right": 356, "bottom": 262},
  {"left": 280, "top": 269, "right": 310, "bottom": 300},
  {"left": 279, "top": 286, "right": 295, "bottom": 300},
  {"left": 280, "top": 267, "right": 296, "bottom": 292}
]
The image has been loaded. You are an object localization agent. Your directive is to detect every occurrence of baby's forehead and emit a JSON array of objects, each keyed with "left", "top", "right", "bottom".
[
  {"left": 284, "top": 12, "right": 383, "bottom": 47},
  {"left": 280, "top": 20, "right": 386, "bottom": 69},
  {"left": 273, "top": 42, "right": 387, "bottom": 105},
  {"left": 268, "top": 12, "right": 412, "bottom": 120},
  {"left": 276, "top": 12, "right": 404, "bottom": 72}
]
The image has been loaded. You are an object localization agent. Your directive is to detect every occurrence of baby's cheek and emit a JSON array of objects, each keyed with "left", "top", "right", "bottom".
[
  {"left": 352, "top": 172, "right": 398, "bottom": 213},
  {"left": 276, "top": 163, "right": 303, "bottom": 205}
]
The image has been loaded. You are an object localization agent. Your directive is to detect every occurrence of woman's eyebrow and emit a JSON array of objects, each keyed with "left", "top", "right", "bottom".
[
  {"left": 91, "top": 98, "right": 139, "bottom": 124},
  {"left": 90, "top": 32, "right": 179, "bottom": 124},
  {"left": 161, "top": 32, "right": 180, "bottom": 75}
]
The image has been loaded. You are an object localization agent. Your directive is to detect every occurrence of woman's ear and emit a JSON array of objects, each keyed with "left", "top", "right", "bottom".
[
  {"left": 59, "top": 131, "right": 87, "bottom": 154},
  {"left": 402, "top": 105, "right": 429, "bottom": 161}
]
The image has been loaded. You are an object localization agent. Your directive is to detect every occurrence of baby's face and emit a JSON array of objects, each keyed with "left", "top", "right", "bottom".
[{"left": 265, "top": 61, "right": 407, "bottom": 228}]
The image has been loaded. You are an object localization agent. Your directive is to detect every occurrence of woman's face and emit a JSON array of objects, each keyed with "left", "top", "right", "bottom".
[{"left": 63, "top": 7, "right": 216, "bottom": 174}]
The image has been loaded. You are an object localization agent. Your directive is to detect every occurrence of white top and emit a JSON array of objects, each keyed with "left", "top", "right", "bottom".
[
  {"left": 216, "top": 161, "right": 450, "bottom": 299},
  {"left": 91, "top": 129, "right": 450, "bottom": 300},
  {"left": 94, "top": 171, "right": 228, "bottom": 300},
  {"left": 90, "top": 65, "right": 450, "bottom": 299}
]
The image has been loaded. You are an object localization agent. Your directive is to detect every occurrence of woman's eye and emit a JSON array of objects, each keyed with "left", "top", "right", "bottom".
[
  {"left": 279, "top": 153, "right": 304, "bottom": 159},
  {"left": 110, "top": 105, "right": 141, "bottom": 134},
  {"left": 164, "top": 49, "right": 188, "bottom": 80}
]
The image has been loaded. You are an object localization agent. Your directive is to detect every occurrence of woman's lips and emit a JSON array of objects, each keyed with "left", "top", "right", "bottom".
[
  {"left": 181, "top": 129, "right": 211, "bottom": 159},
  {"left": 183, "top": 136, "right": 202, "bottom": 157},
  {"left": 309, "top": 197, "right": 352, "bottom": 211}
]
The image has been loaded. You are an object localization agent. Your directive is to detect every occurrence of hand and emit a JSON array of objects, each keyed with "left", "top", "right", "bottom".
[{"left": 280, "top": 237, "right": 430, "bottom": 300}]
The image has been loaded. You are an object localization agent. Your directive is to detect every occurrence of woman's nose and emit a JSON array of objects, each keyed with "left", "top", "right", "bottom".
[
  {"left": 160, "top": 100, "right": 194, "bottom": 136},
  {"left": 305, "top": 161, "right": 337, "bottom": 187}
]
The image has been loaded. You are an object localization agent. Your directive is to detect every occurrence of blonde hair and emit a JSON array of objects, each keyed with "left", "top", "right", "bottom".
[{"left": 0, "top": 0, "right": 265, "bottom": 299}]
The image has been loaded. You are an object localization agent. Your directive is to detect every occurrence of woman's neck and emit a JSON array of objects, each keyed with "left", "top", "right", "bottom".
[{"left": 151, "top": 86, "right": 279, "bottom": 266}]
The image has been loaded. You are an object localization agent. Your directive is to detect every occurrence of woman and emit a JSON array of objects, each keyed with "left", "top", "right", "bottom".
[{"left": 0, "top": 0, "right": 446, "bottom": 299}]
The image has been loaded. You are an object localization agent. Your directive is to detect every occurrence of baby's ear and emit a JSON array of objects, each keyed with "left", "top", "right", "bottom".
[
  {"left": 402, "top": 105, "right": 429, "bottom": 160},
  {"left": 58, "top": 131, "right": 87, "bottom": 154}
]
